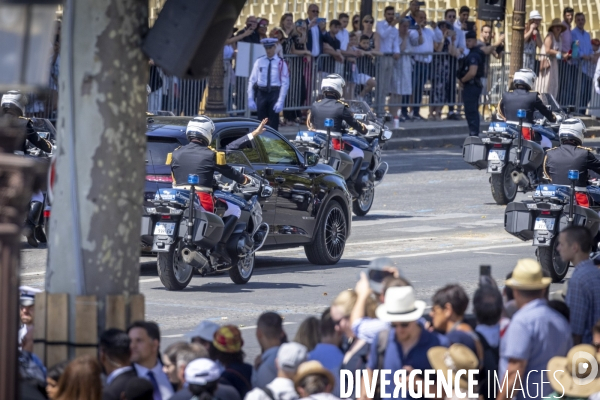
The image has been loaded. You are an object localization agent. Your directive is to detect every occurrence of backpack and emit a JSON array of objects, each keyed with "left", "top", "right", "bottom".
[{"left": 475, "top": 331, "right": 500, "bottom": 400}]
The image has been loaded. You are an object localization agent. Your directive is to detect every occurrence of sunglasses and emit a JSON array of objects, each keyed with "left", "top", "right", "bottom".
[
  {"left": 392, "top": 322, "right": 410, "bottom": 328},
  {"left": 364, "top": 20, "right": 374, "bottom": 24},
  {"left": 310, "top": 9, "right": 320, "bottom": 13}
]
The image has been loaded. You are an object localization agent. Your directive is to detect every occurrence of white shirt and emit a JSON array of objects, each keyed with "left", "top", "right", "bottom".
[
  {"left": 434, "top": 27, "right": 468, "bottom": 57},
  {"left": 376, "top": 20, "right": 399, "bottom": 54},
  {"left": 310, "top": 23, "right": 321, "bottom": 56},
  {"left": 133, "top": 362, "right": 174, "bottom": 400},
  {"left": 247, "top": 55, "right": 290, "bottom": 105},
  {"left": 411, "top": 27, "right": 436, "bottom": 63},
  {"left": 244, "top": 377, "right": 299, "bottom": 400},
  {"left": 224, "top": 44, "right": 235, "bottom": 60},
  {"left": 336, "top": 28, "right": 349, "bottom": 51},
  {"left": 106, "top": 366, "right": 133, "bottom": 385}
]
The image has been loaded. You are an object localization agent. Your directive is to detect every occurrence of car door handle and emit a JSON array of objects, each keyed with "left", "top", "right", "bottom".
[{"left": 275, "top": 177, "right": 285, "bottom": 183}]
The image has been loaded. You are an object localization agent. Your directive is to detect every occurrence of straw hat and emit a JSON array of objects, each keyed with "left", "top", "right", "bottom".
[
  {"left": 427, "top": 344, "right": 479, "bottom": 390},
  {"left": 505, "top": 258, "right": 552, "bottom": 290},
  {"left": 548, "top": 19, "right": 567, "bottom": 33},
  {"left": 547, "top": 344, "right": 600, "bottom": 397},
  {"left": 529, "top": 10, "right": 542, "bottom": 20},
  {"left": 375, "top": 286, "right": 426, "bottom": 323},
  {"left": 294, "top": 361, "right": 335, "bottom": 387}
]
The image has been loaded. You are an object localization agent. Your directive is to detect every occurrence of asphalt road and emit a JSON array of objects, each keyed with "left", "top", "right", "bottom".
[{"left": 20, "top": 147, "right": 571, "bottom": 362}]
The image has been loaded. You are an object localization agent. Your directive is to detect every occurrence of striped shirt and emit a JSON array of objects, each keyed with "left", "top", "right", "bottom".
[{"left": 565, "top": 258, "right": 600, "bottom": 344}]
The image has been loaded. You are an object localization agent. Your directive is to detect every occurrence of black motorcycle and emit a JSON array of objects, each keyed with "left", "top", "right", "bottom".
[
  {"left": 141, "top": 151, "right": 273, "bottom": 290},
  {"left": 293, "top": 100, "right": 391, "bottom": 216}
]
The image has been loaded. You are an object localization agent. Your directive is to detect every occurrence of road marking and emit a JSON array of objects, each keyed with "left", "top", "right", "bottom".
[
  {"left": 474, "top": 251, "right": 519, "bottom": 256},
  {"left": 161, "top": 322, "right": 297, "bottom": 338},
  {"left": 21, "top": 271, "right": 46, "bottom": 276},
  {"left": 140, "top": 277, "right": 161, "bottom": 283}
]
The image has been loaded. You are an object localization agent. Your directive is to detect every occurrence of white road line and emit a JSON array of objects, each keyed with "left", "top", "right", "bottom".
[
  {"left": 474, "top": 251, "right": 519, "bottom": 256},
  {"left": 140, "top": 278, "right": 161, "bottom": 283},
  {"left": 21, "top": 271, "right": 46, "bottom": 277},
  {"left": 161, "top": 322, "right": 297, "bottom": 338}
]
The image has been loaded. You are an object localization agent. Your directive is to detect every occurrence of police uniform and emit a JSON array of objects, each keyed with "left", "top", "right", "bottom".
[
  {"left": 459, "top": 38, "right": 485, "bottom": 136},
  {"left": 543, "top": 144, "right": 600, "bottom": 206},
  {"left": 0, "top": 114, "right": 53, "bottom": 155},
  {"left": 248, "top": 38, "right": 289, "bottom": 131}
]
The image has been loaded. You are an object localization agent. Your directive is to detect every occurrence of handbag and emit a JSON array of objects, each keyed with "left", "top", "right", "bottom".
[{"left": 539, "top": 56, "right": 551, "bottom": 71}]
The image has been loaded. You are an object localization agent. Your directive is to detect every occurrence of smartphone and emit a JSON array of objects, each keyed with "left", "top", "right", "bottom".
[
  {"left": 480, "top": 265, "right": 491, "bottom": 277},
  {"left": 395, "top": 12, "right": 400, "bottom": 19},
  {"left": 317, "top": 18, "right": 326, "bottom": 24}
]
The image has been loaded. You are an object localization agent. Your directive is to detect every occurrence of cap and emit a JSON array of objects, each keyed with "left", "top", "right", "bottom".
[
  {"left": 365, "top": 257, "right": 405, "bottom": 294},
  {"left": 529, "top": 10, "right": 542, "bottom": 20},
  {"left": 465, "top": 30, "right": 477, "bottom": 40},
  {"left": 184, "top": 358, "right": 222, "bottom": 386},
  {"left": 213, "top": 325, "right": 244, "bottom": 353},
  {"left": 276, "top": 342, "right": 308, "bottom": 373},
  {"left": 185, "top": 320, "right": 220, "bottom": 342},
  {"left": 20, "top": 286, "right": 41, "bottom": 307},
  {"left": 261, "top": 38, "right": 278, "bottom": 47}
]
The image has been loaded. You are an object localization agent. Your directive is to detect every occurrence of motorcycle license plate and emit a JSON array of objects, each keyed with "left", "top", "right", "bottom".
[
  {"left": 488, "top": 149, "right": 506, "bottom": 161},
  {"left": 154, "top": 222, "right": 176, "bottom": 236},
  {"left": 534, "top": 218, "right": 555, "bottom": 231}
]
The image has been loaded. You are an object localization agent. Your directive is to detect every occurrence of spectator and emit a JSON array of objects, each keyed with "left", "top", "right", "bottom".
[
  {"left": 561, "top": 7, "right": 574, "bottom": 55},
  {"left": 360, "top": 14, "right": 381, "bottom": 55},
  {"left": 236, "top": 16, "right": 261, "bottom": 44},
  {"left": 497, "top": 259, "right": 572, "bottom": 400},
  {"left": 46, "top": 361, "right": 68, "bottom": 400},
  {"left": 362, "top": 286, "right": 443, "bottom": 398},
  {"left": 430, "top": 284, "right": 483, "bottom": 360},
  {"left": 400, "top": 0, "right": 420, "bottom": 26},
  {"left": 351, "top": 14, "right": 361, "bottom": 34},
  {"left": 558, "top": 226, "right": 600, "bottom": 344},
  {"left": 123, "top": 378, "right": 154, "bottom": 400},
  {"left": 571, "top": 12, "right": 594, "bottom": 114},
  {"left": 478, "top": 25, "right": 504, "bottom": 117},
  {"left": 536, "top": 19, "right": 565, "bottom": 100},
  {"left": 502, "top": 271, "right": 518, "bottom": 321},
  {"left": 128, "top": 321, "right": 175, "bottom": 400},
  {"left": 427, "top": 344, "right": 480, "bottom": 400},
  {"left": 459, "top": 30, "right": 485, "bottom": 137},
  {"left": 245, "top": 342, "right": 308, "bottom": 400},
  {"left": 55, "top": 355, "right": 103, "bottom": 400},
  {"left": 283, "top": 20, "right": 311, "bottom": 126},
  {"left": 376, "top": 6, "right": 400, "bottom": 108},
  {"left": 308, "top": 308, "right": 344, "bottom": 397},
  {"left": 344, "top": 32, "right": 360, "bottom": 100},
  {"left": 430, "top": 21, "right": 460, "bottom": 120},
  {"left": 210, "top": 325, "right": 253, "bottom": 398},
  {"left": 590, "top": 39, "right": 600, "bottom": 118},
  {"left": 257, "top": 19, "right": 269, "bottom": 40},
  {"left": 293, "top": 316, "right": 321, "bottom": 352},
  {"left": 280, "top": 13, "right": 294, "bottom": 37},
  {"left": 391, "top": 18, "right": 414, "bottom": 122},
  {"left": 594, "top": 320, "right": 600, "bottom": 352},
  {"left": 410, "top": 11, "right": 436, "bottom": 120},
  {"left": 185, "top": 320, "right": 220, "bottom": 351},
  {"left": 548, "top": 300, "right": 570, "bottom": 322},
  {"left": 319, "top": 20, "right": 344, "bottom": 77},
  {"left": 294, "top": 361, "right": 338, "bottom": 400},
  {"left": 19, "top": 286, "right": 40, "bottom": 345},
  {"left": 337, "top": 13, "right": 357, "bottom": 99},
  {"left": 558, "top": 7, "right": 575, "bottom": 107},
  {"left": 253, "top": 312, "right": 287, "bottom": 389},
  {"left": 184, "top": 358, "right": 222, "bottom": 400},
  {"left": 100, "top": 328, "right": 137, "bottom": 400},
  {"left": 356, "top": 34, "right": 377, "bottom": 104},
  {"left": 269, "top": 27, "right": 287, "bottom": 57},
  {"left": 456, "top": 6, "right": 473, "bottom": 32},
  {"left": 163, "top": 342, "right": 192, "bottom": 390},
  {"left": 306, "top": 4, "right": 323, "bottom": 58},
  {"left": 444, "top": 8, "right": 466, "bottom": 120},
  {"left": 546, "top": 344, "right": 600, "bottom": 399},
  {"left": 523, "top": 10, "right": 543, "bottom": 71}
]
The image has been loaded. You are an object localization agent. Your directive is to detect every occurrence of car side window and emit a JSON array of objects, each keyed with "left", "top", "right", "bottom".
[
  {"left": 217, "top": 130, "right": 262, "bottom": 163},
  {"left": 257, "top": 131, "right": 299, "bottom": 165}
]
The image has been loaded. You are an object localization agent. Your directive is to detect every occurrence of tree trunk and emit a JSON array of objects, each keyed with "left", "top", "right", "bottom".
[
  {"left": 204, "top": 48, "right": 227, "bottom": 117},
  {"left": 508, "top": 0, "right": 526, "bottom": 88},
  {"left": 47, "top": 0, "right": 148, "bottom": 341}
]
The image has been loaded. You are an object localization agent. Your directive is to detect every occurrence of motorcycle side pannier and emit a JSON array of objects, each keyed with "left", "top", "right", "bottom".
[
  {"left": 327, "top": 150, "right": 353, "bottom": 180},
  {"left": 559, "top": 205, "right": 600, "bottom": 237},
  {"left": 508, "top": 140, "right": 544, "bottom": 170},
  {"left": 180, "top": 210, "right": 225, "bottom": 249},
  {"left": 462, "top": 136, "right": 487, "bottom": 170},
  {"left": 504, "top": 201, "right": 534, "bottom": 241}
]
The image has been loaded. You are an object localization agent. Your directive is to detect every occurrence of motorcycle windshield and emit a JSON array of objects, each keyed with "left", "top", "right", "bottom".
[
  {"left": 346, "top": 100, "right": 377, "bottom": 122},
  {"left": 224, "top": 150, "right": 256, "bottom": 174}
]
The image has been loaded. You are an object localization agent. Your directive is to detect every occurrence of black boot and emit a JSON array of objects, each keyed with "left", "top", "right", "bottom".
[
  {"left": 25, "top": 201, "right": 43, "bottom": 248},
  {"left": 346, "top": 157, "right": 363, "bottom": 198},
  {"left": 211, "top": 216, "right": 239, "bottom": 266}
]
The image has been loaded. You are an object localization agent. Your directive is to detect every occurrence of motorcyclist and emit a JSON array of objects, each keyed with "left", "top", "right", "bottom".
[
  {"left": 170, "top": 115, "right": 267, "bottom": 265},
  {"left": 307, "top": 74, "right": 374, "bottom": 196},
  {"left": 1, "top": 91, "right": 53, "bottom": 247},
  {"left": 497, "top": 68, "right": 558, "bottom": 149},
  {"left": 543, "top": 118, "right": 600, "bottom": 207}
]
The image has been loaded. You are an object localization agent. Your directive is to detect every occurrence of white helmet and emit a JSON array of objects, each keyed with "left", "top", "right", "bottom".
[
  {"left": 1, "top": 90, "right": 28, "bottom": 116},
  {"left": 321, "top": 74, "right": 345, "bottom": 99},
  {"left": 513, "top": 68, "right": 537, "bottom": 91},
  {"left": 186, "top": 115, "right": 215, "bottom": 144},
  {"left": 559, "top": 118, "right": 586, "bottom": 145}
]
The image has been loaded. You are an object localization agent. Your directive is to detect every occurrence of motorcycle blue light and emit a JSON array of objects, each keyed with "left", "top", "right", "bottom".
[
  {"left": 324, "top": 118, "right": 334, "bottom": 127},
  {"left": 517, "top": 109, "right": 527, "bottom": 118},
  {"left": 187, "top": 174, "right": 200, "bottom": 185},
  {"left": 568, "top": 170, "right": 580, "bottom": 180}
]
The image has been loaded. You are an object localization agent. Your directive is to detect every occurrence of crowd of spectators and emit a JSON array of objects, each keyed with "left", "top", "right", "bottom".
[{"left": 17, "top": 224, "right": 600, "bottom": 400}]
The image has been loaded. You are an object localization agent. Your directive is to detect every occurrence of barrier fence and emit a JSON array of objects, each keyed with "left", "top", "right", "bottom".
[{"left": 21, "top": 52, "right": 600, "bottom": 123}]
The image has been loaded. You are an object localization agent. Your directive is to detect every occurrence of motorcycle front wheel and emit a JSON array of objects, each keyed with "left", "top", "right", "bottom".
[
  {"left": 538, "top": 237, "right": 570, "bottom": 283},
  {"left": 352, "top": 185, "right": 375, "bottom": 216},
  {"left": 157, "top": 240, "right": 194, "bottom": 290},
  {"left": 490, "top": 163, "right": 518, "bottom": 205},
  {"left": 229, "top": 253, "right": 255, "bottom": 284}
]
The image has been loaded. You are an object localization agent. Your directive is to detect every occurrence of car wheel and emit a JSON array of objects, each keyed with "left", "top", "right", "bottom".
[
  {"left": 229, "top": 253, "right": 255, "bottom": 284},
  {"left": 304, "top": 200, "right": 347, "bottom": 265},
  {"left": 157, "top": 240, "right": 194, "bottom": 290}
]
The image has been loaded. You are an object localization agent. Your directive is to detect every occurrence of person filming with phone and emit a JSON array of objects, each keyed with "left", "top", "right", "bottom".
[{"left": 236, "top": 16, "right": 261, "bottom": 44}]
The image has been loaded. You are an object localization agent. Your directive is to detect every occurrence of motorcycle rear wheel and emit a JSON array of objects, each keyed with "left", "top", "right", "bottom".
[
  {"left": 157, "top": 240, "right": 194, "bottom": 290},
  {"left": 538, "top": 237, "right": 570, "bottom": 283},
  {"left": 352, "top": 186, "right": 374, "bottom": 216},
  {"left": 490, "top": 163, "right": 518, "bottom": 205},
  {"left": 229, "top": 253, "right": 255, "bottom": 284}
]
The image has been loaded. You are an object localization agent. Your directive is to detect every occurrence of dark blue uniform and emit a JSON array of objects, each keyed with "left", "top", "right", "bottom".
[{"left": 459, "top": 47, "right": 485, "bottom": 136}]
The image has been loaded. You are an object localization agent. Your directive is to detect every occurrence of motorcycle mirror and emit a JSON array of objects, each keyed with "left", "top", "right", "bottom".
[
  {"left": 546, "top": 105, "right": 552, "bottom": 111},
  {"left": 265, "top": 167, "right": 274, "bottom": 176},
  {"left": 304, "top": 151, "right": 320, "bottom": 167},
  {"left": 382, "top": 130, "right": 393, "bottom": 141},
  {"left": 261, "top": 185, "right": 274, "bottom": 198},
  {"left": 384, "top": 115, "right": 392, "bottom": 122}
]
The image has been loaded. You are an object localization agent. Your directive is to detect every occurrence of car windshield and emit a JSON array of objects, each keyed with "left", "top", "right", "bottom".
[
  {"left": 347, "top": 100, "right": 377, "bottom": 121},
  {"left": 147, "top": 138, "right": 181, "bottom": 165}
]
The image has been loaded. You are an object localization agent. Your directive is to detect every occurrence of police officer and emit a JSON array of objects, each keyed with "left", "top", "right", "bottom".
[
  {"left": 498, "top": 68, "right": 557, "bottom": 148},
  {"left": 543, "top": 118, "right": 600, "bottom": 207},
  {"left": 307, "top": 74, "right": 374, "bottom": 195},
  {"left": 248, "top": 38, "right": 289, "bottom": 131},
  {"left": 1, "top": 91, "right": 53, "bottom": 247},
  {"left": 458, "top": 31, "right": 486, "bottom": 137},
  {"left": 170, "top": 116, "right": 267, "bottom": 265}
]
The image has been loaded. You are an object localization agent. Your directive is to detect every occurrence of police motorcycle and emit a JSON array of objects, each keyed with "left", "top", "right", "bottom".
[
  {"left": 463, "top": 105, "right": 564, "bottom": 206},
  {"left": 504, "top": 170, "right": 600, "bottom": 282},
  {"left": 141, "top": 151, "right": 273, "bottom": 290},
  {"left": 293, "top": 100, "right": 392, "bottom": 216}
]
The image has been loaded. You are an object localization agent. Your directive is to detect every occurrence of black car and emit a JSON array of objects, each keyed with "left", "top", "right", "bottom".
[{"left": 144, "top": 116, "right": 352, "bottom": 265}]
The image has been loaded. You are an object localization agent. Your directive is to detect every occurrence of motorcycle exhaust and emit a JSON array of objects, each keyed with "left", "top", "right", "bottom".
[
  {"left": 511, "top": 170, "right": 529, "bottom": 188},
  {"left": 181, "top": 247, "right": 209, "bottom": 270}
]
